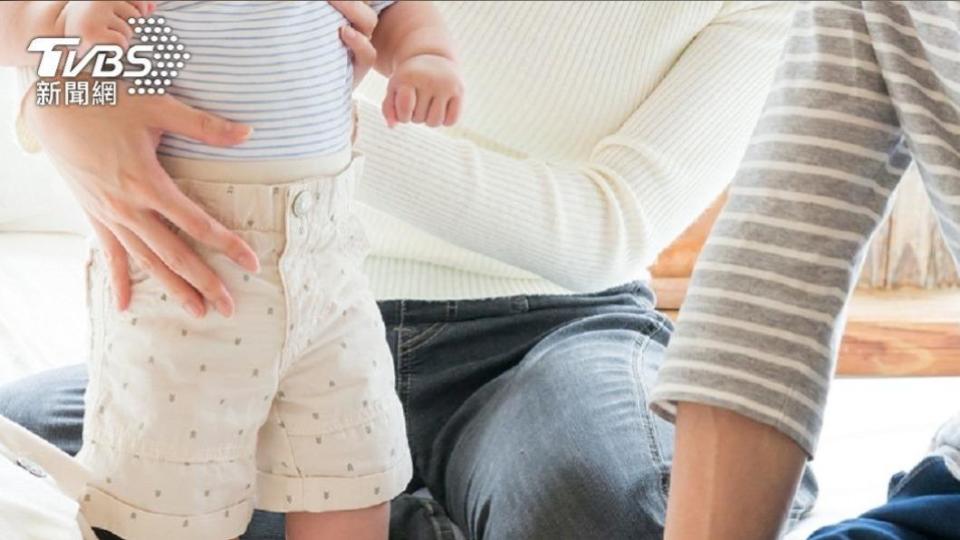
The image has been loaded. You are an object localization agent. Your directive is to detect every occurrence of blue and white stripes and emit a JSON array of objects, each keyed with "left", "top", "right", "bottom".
[{"left": 154, "top": 0, "right": 391, "bottom": 161}]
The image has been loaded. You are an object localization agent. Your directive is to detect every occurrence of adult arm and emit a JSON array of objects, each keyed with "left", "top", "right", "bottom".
[
  {"left": 328, "top": 1, "right": 379, "bottom": 88},
  {"left": 354, "top": 2, "right": 795, "bottom": 291},
  {"left": 651, "top": 2, "right": 909, "bottom": 538},
  {"left": 4, "top": 1, "right": 259, "bottom": 317},
  {"left": 21, "top": 81, "right": 258, "bottom": 317},
  {"left": 666, "top": 404, "right": 807, "bottom": 540}
]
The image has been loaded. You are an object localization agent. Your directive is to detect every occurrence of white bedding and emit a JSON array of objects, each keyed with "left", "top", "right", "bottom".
[{"left": 0, "top": 233, "right": 89, "bottom": 384}]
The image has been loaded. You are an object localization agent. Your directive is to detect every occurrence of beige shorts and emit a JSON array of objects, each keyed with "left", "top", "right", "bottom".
[{"left": 77, "top": 156, "right": 412, "bottom": 540}]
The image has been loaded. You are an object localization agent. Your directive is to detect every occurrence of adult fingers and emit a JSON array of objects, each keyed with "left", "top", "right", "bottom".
[
  {"left": 328, "top": 0, "right": 378, "bottom": 37},
  {"left": 444, "top": 97, "right": 462, "bottom": 126},
  {"left": 150, "top": 95, "right": 253, "bottom": 147},
  {"left": 426, "top": 98, "right": 447, "bottom": 127},
  {"left": 126, "top": 211, "right": 235, "bottom": 317},
  {"left": 112, "top": 223, "right": 208, "bottom": 318},
  {"left": 340, "top": 25, "right": 376, "bottom": 87},
  {"left": 150, "top": 172, "right": 260, "bottom": 273},
  {"left": 91, "top": 219, "right": 132, "bottom": 311}
]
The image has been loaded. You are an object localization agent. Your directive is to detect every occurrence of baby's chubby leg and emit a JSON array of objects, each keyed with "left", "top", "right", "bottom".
[{"left": 286, "top": 503, "right": 389, "bottom": 540}]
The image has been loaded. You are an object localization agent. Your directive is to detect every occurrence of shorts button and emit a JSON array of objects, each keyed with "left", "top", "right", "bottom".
[
  {"left": 292, "top": 191, "right": 315, "bottom": 217},
  {"left": 16, "top": 457, "right": 47, "bottom": 478}
]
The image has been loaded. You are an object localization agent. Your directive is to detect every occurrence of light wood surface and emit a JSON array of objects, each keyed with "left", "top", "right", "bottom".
[
  {"left": 839, "top": 321, "right": 960, "bottom": 376},
  {"left": 838, "top": 288, "right": 960, "bottom": 376},
  {"left": 648, "top": 179, "right": 960, "bottom": 377},
  {"left": 648, "top": 192, "right": 727, "bottom": 279},
  {"left": 858, "top": 165, "right": 959, "bottom": 288},
  {"left": 649, "top": 168, "right": 960, "bottom": 289},
  {"left": 649, "top": 277, "right": 690, "bottom": 311},
  {"left": 657, "top": 285, "right": 960, "bottom": 377}
]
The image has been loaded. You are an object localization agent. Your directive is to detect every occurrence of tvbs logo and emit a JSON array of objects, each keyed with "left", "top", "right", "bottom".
[{"left": 29, "top": 16, "right": 188, "bottom": 96}]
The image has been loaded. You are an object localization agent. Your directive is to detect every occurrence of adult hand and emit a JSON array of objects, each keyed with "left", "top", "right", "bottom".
[
  {"left": 329, "top": 0, "right": 379, "bottom": 88},
  {"left": 23, "top": 78, "right": 259, "bottom": 318}
]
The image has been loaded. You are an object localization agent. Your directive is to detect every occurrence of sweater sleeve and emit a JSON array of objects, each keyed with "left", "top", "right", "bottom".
[
  {"left": 650, "top": 1, "right": 910, "bottom": 456},
  {"left": 353, "top": 2, "right": 794, "bottom": 292}
]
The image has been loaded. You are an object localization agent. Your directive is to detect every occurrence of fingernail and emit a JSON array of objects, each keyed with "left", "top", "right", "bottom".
[
  {"left": 230, "top": 124, "right": 253, "bottom": 140},
  {"left": 185, "top": 301, "right": 204, "bottom": 318},
  {"left": 239, "top": 252, "right": 260, "bottom": 273},
  {"left": 215, "top": 298, "right": 234, "bottom": 318},
  {"left": 343, "top": 26, "right": 356, "bottom": 38}
]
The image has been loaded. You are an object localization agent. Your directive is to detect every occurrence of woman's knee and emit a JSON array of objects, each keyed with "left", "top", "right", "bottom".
[
  {"left": 466, "top": 436, "right": 669, "bottom": 540},
  {"left": 0, "top": 364, "right": 88, "bottom": 455},
  {"left": 450, "top": 321, "right": 674, "bottom": 538}
]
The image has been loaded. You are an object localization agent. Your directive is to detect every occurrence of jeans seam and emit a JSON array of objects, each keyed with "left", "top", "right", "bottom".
[
  {"left": 888, "top": 456, "right": 940, "bottom": 499},
  {"left": 415, "top": 497, "right": 452, "bottom": 540},
  {"left": 400, "top": 322, "right": 449, "bottom": 356},
  {"left": 633, "top": 316, "right": 671, "bottom": 504},
  {"left": 396, "top": 301, "right": 410, "bottom": 407}
]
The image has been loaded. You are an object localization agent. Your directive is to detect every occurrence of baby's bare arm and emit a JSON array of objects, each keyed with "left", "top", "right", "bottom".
[
  {"left": 371, "top": 1, "right": 455, "bottom": 76},
  {"left": 372, "top": 2, "right": 463, "bottom": 128}
]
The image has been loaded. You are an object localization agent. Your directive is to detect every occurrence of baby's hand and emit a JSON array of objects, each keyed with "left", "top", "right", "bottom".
[
  {"left": 383, "top": 54, "right": 464, "bottom": 128},
  {"left": 60, "top": 1, "right": 154, "bottom": 54}
]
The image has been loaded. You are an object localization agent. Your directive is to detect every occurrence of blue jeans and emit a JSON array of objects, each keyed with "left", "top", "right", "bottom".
[
  {"left": 0, "top": 283, "right": 813, "bottom": 539},
  {"left": 810, "top": 455, "right": 960, "bottom": 540}
]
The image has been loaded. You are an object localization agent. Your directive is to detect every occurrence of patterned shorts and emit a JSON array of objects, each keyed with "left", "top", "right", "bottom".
[{"left": 78, "top": 156, "right": 412, "bottom": 540}]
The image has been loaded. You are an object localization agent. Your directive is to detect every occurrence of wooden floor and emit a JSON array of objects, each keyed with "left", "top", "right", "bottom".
[{"left": 655, "top": 282, "right": 960, "bottom": 377}]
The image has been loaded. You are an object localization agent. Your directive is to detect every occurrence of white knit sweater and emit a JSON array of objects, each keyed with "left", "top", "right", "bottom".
[
  {"left": 15, "top": 1, "right": 795, "bottom": 301},
  {"left": 351, "top": 1, "right": 794, "bottom": 300}
]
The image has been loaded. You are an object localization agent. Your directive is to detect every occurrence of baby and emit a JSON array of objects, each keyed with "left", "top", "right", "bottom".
[{"left": 38, "top": 1, "right": 462, "bottom": 539}]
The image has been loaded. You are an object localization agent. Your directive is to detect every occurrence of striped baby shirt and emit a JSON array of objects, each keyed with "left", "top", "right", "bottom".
[
  {"left": 651, "top": 1, "right": 960, "bottom": 456},
  {"left": 154, "top": 0, "right": 392, "bottom": 161}
]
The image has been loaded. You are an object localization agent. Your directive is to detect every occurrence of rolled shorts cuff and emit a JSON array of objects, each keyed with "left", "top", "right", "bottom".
[
  {"left": 256, "top": 457, "right": 413, "bottom": 513},
  {"left": 81, "top": 486, "right": 253, "bottom": 540}
]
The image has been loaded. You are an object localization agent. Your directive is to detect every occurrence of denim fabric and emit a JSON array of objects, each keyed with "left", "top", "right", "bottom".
[
  {"left": 809, "top": 455, "right": 960, "bottom": 540},
  {"left": 0, "top": 282, "right": 814, "bottom": 539}
]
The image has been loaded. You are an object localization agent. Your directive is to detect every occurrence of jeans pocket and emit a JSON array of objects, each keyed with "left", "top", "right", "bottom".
[{"left": 399, "top": 323, "right": 449, "bottom": 358}]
